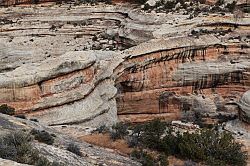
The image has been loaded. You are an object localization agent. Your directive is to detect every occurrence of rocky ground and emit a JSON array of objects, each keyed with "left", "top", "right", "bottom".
[
  {"left": 0, "top": 113, "right": 141, "bottom": 165},
  {"left": 0, "top": 0, "right": 249, "bottom": 165}
]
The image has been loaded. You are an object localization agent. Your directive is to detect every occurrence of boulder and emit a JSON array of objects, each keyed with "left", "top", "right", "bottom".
[{"left": 239, "top": 90, "right": 250, "bottom": 123}]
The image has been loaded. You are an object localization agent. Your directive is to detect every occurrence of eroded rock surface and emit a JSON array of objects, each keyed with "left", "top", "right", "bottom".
[
  {"left": 115, "top": 35, "right": 250, "bottom": 124},
  {"left": 0, "top": 158, "right": 30, "bottom": 166},
  {"left": 239, "top": 90, "right": 250, "bottom": 123},
  {"left": 0, "top": 2, "right": 249, "bottom": 127}
]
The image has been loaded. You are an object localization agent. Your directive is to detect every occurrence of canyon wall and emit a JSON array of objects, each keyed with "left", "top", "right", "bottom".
[
  {"left": 115, "top": 35, "right": 250, "bottom": 124},
  {"left": 0, "top": 51, "right": 122, "bottom": 127},
  {"left": 0, "top": 4, "right": 249, "bottom": 126},
  {"left": 0, "top": 34, "right": 249, "bottom": 126}
]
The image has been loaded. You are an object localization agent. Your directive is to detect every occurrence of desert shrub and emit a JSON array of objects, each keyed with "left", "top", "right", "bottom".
[
  {"left": 126, "top": 119, "right": 167, "bottom": 150},
  {"left": 35, "top": 156, "right": 52, "bottom": 166},
  {"left": 157, "top": 154, "right": 169, "bottom": 166},
  {"left": 30, "top": 129, "right": 55, "bottom": 145},
  {"left": 0, "top": 131, "right": 61, "bottom": 166},
  {"left": 131, "top": 150, "right": 168, "bottom": 166},
  {"left": 0, "top": 131, "right": 65, "bottom": 166},
  {"left": 137, "top": 0, "right": 147, "bottom": 5},
  {"left": 110, "top": 122, "right": 128, "bottom": 140},
  {"left": 226, "top": 1, "right": 237, "bottom": 12},
  {"left": 0, "top": 131, "right": 33, "bottom": 163},
  {"left": 51, "top": 161, "right": 65, "bottom": 166},
  {"left": 127, "top": 123, "right": 145, "bottom": 147},
  {"left": 66, "top": 143, "right": 82, "bottom": 156},
  {"left": 74, "top": 0, "right": 112, "bottom": 5},
  {"left": 140, "top": 119, "right": 166, "bottom": 150},
  {"left": 215, "top": 0, "right": 224, "bottom": 6},
  {"left": 30, "top": 118, "right": 39, "bottom": 122},
  {"left": 14, "top": 114, "right": 26, "bottom": 119},
  {"left": 127, "top": 135, "right": 139, "bottom": 148},
  {"left": 162, "top": 129, "right": 247, "bottom": 166},
  {"left": 163, "top": 1, "right": 176, "bottom": 10},
  {"left": 35, "top": 156, "right": 64, "bottom": 166},
  {"left": 131, "top": 150, "right": 155, "bottom": 166},
  {"left": 95, "top": 125, "right": 108, "bottom": 134},
  {"left": 128, "top": 121, "right": 247, "bottom": 166},
  {"left": 0, "top": 104, "right": 15, "bottom": 115},
  {"left": 161, "top": 128, "right": 180, "bottom": 155}
]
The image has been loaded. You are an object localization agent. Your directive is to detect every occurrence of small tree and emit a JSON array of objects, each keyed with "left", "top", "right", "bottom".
[
  {"left": 110, "top": 122, "right": 129, "bottom": 140},
  {"left": 141, "top": 119, "right": 166, "bottom": 150}
]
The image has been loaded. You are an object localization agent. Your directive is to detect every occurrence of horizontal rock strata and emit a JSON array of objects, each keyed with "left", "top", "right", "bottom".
[
  {"left": 0, "top": 4, "right": 249, "bottom": 126},
  {"left": 115, "top": 35, "right": 250, "bottom": 123}
]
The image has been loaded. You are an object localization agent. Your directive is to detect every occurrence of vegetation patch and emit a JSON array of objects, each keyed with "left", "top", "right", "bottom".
[
  {"left": 30, "top": 129, "right": 55, "bottom": 145},
  {"left": 110, "top": 122, "right": 129, "bottom": 140},
  {"left": 0, "top": 131, "right": 62, "bottom": 166},
  {"left": 0, "top": 104, "right": 15, "bottom": 115},
  {"left": 99, "top": 120, "right": 247, "bottom": 166},
  {"left": 66, "top": 143, "right": 82, "bottom": 156}
]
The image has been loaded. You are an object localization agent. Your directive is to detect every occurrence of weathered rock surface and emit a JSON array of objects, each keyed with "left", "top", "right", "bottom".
[
  {"left": 0, "top": 158, "right": 30, "bottom": 166},
  {"left": 239, "top": 90, "right": 250, "bottom": 123},
  {"left": 115, "top": 34, "right": 250, "bottom": 123},
  {"left": 0, "top": 50, "right": 120, "bottom": 127},
  {"left": 0, "top": 3, "right": 249, "bottom": 126},
  {"left": 0, "top": 2, "right": 249, "bottom": 166}
]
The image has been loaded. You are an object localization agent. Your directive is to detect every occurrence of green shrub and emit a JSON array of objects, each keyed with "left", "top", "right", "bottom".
[
  {"left": 66, "top": 143, "right": 82, "bottom": 156},
  {"left": 128, "top": 121, "right": 247, "bottom": 166},
  {"left": 128, "top": 123, "right": 145, "bottom": 147},
  {"left": 35, "top": 156, "right": 52, "bottom": 166},
  {"left": 0, "top": 131, "right": 32, "bottom": 163},
  {"left": 140, "top": 119, "right": 166, "bottom": 150},
  {"left": 157, "top": 154, "right": 169, "bottom": 166},
  {"left": 0, "top": 131, "right": 61, "bottom": 166},
  {"left": 131, "top": 150, "right": 155, "bottom": 166},
  {"left": 131, "top": 150, "right": 168, "bottom": 166},
  {"left": 30, "top": 129, "right": 55, "bottom": 145},
  {"left": 226, "top": 1, "right": 237, "bottom": 12},
  {"left": 215, "top": 0, "right": 224, "bottom": 6},
  {"left": 0, "top": 104, "right": 15, "bottom": 115},
  {"left": 95, "top": 125, "right": 108, "bottom": 134},
  {"left": 110, "top": 122, "right": 129, "bottom": 140},
  {"left": 162, "top": 129, "right": 247, "bottom": 166}
]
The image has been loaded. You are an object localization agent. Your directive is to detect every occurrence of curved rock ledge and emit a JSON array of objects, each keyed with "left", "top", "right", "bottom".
[{"left": 0, "top": 4, "right": 249, "bottom": 126}]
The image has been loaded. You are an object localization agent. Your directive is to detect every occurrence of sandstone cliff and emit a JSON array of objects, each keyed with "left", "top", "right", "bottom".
[{"left": 0, "top": 2, "right": 249, "bottom": 126}]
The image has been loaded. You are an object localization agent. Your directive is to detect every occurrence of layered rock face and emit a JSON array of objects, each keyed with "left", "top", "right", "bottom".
[
  {"left": 115, "top": 35, "right": 250, "bottom": 123},
  {"left": 0, "top": 3, "right": 249, "bottom": 126},
  {"left": 0, "top": 51, "right": 122, "bottom": 127},
  {"left": 0, "top": 4, "right": 166, "bottom": 126}
]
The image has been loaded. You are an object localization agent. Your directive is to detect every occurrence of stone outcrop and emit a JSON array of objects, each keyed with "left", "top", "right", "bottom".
[
  {"left": 238, "top": 90, "right": 250, "bottom": 123},
  {"left": 0, "top": 2, "right": 249, "bottom": 166},
  {"left": 0, "top": 3, "right": 249, "bottom": 126},
  {"left": 0, "top": 50, "right": 121, "bottom": 127},
  {"left": 115, "top": 35, "right": 250, "bottom": 123}
]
